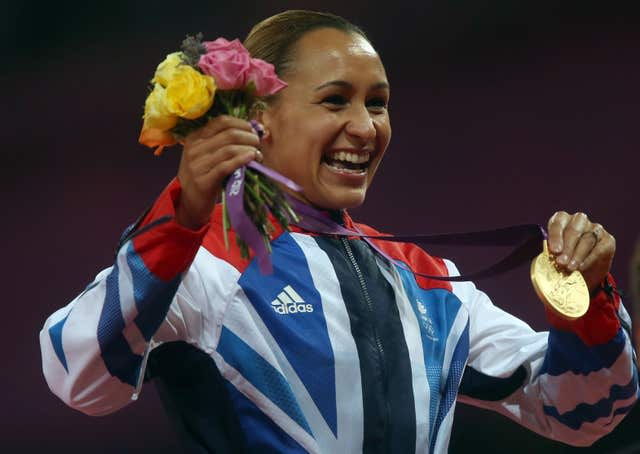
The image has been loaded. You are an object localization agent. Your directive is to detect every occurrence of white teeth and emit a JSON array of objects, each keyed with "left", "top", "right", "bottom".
[
  {"left": 323, "top": 162, "right": 365, "bottom": 174},
  {"left": 328, "top": 151, "right": 370, "bottom": 164}
]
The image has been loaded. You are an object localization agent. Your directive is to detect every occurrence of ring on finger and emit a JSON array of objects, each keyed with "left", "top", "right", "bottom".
[{"left": 583, "top": 227, "right": 601, "bottom": 244}]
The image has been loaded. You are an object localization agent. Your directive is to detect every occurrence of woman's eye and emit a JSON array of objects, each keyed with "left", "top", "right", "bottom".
[
  {"left": 367, "top": 98, "right": 388, "bottom": 110},
  {"left": 321, "top": 95, "right": 348, "bottom": 106}
]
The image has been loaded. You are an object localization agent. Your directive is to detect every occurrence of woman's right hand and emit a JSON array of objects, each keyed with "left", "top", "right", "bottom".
[{"left": 176, "top": 115, "right": 262, "bottom": 230}]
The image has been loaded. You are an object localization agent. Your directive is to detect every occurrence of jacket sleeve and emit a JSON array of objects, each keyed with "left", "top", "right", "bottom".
[
  {"left": 39, "top": 178, "right": 210, "bottom": 416},
  {"left": 447, "top": 260, "right": 639, "bottom": 447}
]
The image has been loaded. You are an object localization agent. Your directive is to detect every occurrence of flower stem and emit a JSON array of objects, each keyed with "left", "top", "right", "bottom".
[{"left": 221, "top": 188, "right": 229, "bottom": 251}]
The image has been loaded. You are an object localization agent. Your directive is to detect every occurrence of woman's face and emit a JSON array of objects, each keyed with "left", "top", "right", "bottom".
[{"left": 260, "top": 28, "right": 391, "bottom": 210}]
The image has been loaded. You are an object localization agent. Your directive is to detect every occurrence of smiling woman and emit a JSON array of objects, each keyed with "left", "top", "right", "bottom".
[{"left": 39, "top": 10, "right": 638, "bottom": 454}]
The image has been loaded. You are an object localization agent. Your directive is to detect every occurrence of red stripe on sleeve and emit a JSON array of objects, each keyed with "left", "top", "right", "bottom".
[
  {"left": 544, "top": 273, "right": 621, "bottom": 346},
  {"left": 131, "top": 178, "right": 209, "bottom": 281},
  {"left": 200, "top": 205, "right": 253, "bottom": 274}
]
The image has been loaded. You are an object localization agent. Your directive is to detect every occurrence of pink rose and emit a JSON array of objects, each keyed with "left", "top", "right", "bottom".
[
  {"left": 198, "top": 38, "right": 251, "bottom": 90},
  {"left": 247, "top": 58, "right": 288, "bottom": 97},
  {"left": 203, "top": 37, "right": 247, "bottom": 54}
]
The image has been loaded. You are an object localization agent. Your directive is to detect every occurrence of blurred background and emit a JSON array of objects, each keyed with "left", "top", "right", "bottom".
[{"left": 2, "top": 0, "right": 638, "bottom": 452}]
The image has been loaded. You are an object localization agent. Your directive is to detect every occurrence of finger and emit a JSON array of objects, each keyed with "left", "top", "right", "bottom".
[
  {"left": 196, "top": 129, "right": 261, "bottom": 155},
  {"left": 567, "top": 230, "right": 598, "bottom": 271},
  {"left": 206, "top": 148, "right": 257, "bottom": 182},
  {"left": 185, "top": 116, "right": 255, "bottom": 145},
  {"left": 194, "top": 145, "right": 258, "bottom": 176},
  {"left": 177, "top": 145, "right": 257, "bottom": 212},
  {"left": 580, "top": 235, "right": 616, "bottom": 291},
  {"left": 203, "top": 125, "right": 261, "bottom": 149},
  {"left": 557, "top": 212, "right": 590, "bottom": 267},
  {"left": 186, "top": 128, "right": 261, "bottom": 161},
  {"left": 547, "top": 211, "right": 570, "bottom": 254},
  {"left": 578, "top": 226, "right": 614, "bottom": 272},
  {"left": 201, "top": 115, "right": 254, "bottom": 137}
]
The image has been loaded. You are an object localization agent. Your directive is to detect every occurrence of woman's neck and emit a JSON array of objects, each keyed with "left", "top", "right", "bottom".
[{"left": 281, "top": 186, "right": 347, "bottom": 225}]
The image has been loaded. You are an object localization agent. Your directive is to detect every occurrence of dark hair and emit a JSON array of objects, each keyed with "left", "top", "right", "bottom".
[{"left": 244, "top": 10, "right": 369, "bottom": 78}]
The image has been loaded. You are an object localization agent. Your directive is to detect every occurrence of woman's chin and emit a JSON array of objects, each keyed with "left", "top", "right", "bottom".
[
  {"left": 307, "top": 187, "right": 368, "bottom": 211},
  {"left": 279, "top": 179, "right": 368, "bottom": 211}
]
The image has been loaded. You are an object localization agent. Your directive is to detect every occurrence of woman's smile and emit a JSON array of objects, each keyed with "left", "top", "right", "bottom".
[{"left": 320, "top": 148, "right": 373, "bottom": 191}]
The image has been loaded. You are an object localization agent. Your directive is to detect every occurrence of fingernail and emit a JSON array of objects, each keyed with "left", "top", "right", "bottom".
[
  {"left": 558, "top": 254, "right": 568, "bottom": 264},
  {"left": 568, "top": 259, "right": 578, "bottom": 270}
]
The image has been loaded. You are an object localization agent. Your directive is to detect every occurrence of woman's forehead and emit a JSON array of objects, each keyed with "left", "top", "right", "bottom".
[{"left": 287, "top": 28, "right": 386, "bottom": 83}]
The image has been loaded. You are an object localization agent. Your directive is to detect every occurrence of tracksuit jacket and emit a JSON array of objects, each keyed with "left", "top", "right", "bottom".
[{"left": 40, "top": 178, "right": 639, "bottom": 453}]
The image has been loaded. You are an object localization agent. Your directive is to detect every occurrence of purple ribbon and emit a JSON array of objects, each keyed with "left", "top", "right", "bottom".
[
  {"left": 225, "top": 161, "right": 302, "bottom": 274},
  {"left": 285, "top": 195, "right": 546, "bottom": 282},
  {"left": 225, "top": 165, "right": 273, "bottom": 273},
  {"left": 227, "top": 161, "right": 545, "bottom": 280},
  {"left": 247, "top": 161, "right": 302, "bottom": 192}
]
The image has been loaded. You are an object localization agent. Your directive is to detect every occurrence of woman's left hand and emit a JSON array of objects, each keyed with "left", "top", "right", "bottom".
[{"left": 547, "top": 211, "right": 616, "bottom": 292}]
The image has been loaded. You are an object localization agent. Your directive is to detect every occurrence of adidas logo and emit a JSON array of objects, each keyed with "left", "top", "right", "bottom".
[{"left": 271, "top": 285, "right": 314, "bottom": 315}]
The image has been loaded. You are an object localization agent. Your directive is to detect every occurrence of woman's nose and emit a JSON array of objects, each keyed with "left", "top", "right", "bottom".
[{"left": 345, "top": 106, "right": 376, "bottom": 143}]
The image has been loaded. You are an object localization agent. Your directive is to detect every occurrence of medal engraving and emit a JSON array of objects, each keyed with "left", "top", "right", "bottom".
[{"left": 530, "top": 241, "right": 589, "bottom": 319}]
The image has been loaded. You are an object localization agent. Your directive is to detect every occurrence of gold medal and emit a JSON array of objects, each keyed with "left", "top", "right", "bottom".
[{"left": 530, "top": 241, "right": 590, "bottom": 320}]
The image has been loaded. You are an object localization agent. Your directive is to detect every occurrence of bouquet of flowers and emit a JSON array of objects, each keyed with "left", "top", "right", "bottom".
[{"left": 139, "top": 34, "right": 300, "bottom": 270}]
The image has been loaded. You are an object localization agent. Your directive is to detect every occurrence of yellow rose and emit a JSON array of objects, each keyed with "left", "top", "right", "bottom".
[
  {"left": 152, "top": 52, "right": 183, "bottom": 87},
  {"left": 142, "top": 83, "right": 178, "bottom": 130},
  {"left": 140, "top": 83, "right": 178, "bottom": 155},
  {"left": 164, "top": 65, "right": 216, "bottom": 120}
]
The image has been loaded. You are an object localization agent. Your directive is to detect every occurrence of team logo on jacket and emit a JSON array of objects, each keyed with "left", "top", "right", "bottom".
[
  {"left": 417, "top": 300, "right": 438, "bottom": 341},
  {"left": 271, "top": 285, "right": 314, "bottom": 314}
]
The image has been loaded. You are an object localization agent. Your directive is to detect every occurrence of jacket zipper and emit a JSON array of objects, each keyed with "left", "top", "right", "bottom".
[
  {"left": 340, "top": 237, "right": 390, "bottom": 447},
  {"left": 131, "top": 342, "right": 152, "bottom": 401}
]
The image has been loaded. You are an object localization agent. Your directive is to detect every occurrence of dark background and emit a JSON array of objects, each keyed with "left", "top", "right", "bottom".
[{"left": 2, "top": 0, "right": 638, "bottom": 452}]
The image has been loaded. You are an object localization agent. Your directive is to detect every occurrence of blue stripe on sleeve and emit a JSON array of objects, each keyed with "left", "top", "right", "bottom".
[
  {"left": 539, "top": 328, "right": 626, "bottom": 377},
  {"left": 217, "top": 326, "right": 313, "bottom": 437},
  {"left": 126, "top": 242, "right": 180, "bottom": 341},
  {"left": 543, "top": 369, "right": 638, "bottom": 430},
  {"left": 97, "top": 259, "right": 142, "bottom": 386},
  {"left": 48, "top": 314, "right": 70, "bottom": 372}
]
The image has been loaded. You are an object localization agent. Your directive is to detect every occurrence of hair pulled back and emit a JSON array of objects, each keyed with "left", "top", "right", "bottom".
[{"left": 244, "top": 10, "right": 369, "bottom": 78}]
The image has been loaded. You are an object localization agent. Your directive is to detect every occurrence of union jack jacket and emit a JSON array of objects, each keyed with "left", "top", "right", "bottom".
[{"left": 40, "top": 178, "right": 638, "bottom": 453}]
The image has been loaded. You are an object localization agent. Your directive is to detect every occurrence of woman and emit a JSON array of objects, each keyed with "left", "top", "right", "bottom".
[{"left": 40, "top": 10, "right": 637, "bottom": 453}]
